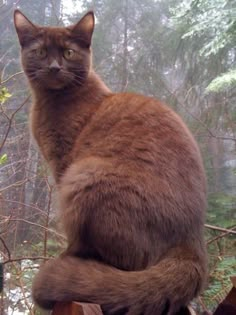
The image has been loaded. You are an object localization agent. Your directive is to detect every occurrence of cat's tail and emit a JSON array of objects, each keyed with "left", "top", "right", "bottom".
[{"left": 32, "top": 247, "right": 206, "bottom": 315}]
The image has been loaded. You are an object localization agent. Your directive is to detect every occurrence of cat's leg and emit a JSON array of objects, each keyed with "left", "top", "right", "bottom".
[
  {"left": 71, "top": 183, "right": 157, "bottom": 271},
  {"left": 58, "top": 160, "right": 158, "bottom": 271}
]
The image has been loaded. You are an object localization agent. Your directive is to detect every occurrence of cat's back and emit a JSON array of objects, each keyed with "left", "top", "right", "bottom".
[
  {"left": 75, "top": 92, "right": 202, "bottom": 168},
  {"left": 72, "top": 91, "right": 206, "bottom": 203}
]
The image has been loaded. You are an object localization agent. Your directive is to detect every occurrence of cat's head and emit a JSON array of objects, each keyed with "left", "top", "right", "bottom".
[{"left": 14, "top": 10, "right": 94, "bottom": 90}]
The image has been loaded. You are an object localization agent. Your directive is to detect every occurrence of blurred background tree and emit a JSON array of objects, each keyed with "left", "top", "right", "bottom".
[{"left": 0, "top": 0, "right": 235, "bottom": 314}]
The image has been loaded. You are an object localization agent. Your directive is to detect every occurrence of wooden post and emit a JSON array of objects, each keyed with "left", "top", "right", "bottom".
[
  {"left": 212, "top": 276, "right": 236, "bottom": 315},
  {"left": 52, "top": 302, "right": 102, "bottom": 315},
  {"left": 52, "top": 303, "right": 196, "bottom": 315}
]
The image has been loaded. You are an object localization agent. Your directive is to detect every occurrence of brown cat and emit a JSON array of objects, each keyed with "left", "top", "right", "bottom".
[{"left": 14, "top": 9, "right": 207, "bottom": 315}]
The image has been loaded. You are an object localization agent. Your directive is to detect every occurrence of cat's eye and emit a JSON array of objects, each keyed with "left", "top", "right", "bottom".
[
  {"left": 63, "top": 49, "right": 75, "bottom": 60},
  {"left": 35, "top": 48, "right": 47, "bottom": 58}
]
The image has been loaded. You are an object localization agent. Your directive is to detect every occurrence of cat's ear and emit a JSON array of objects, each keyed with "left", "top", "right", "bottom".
[
  {"left": 14, "top": 10, "right": 38, "bottom": 47},
  {"left": 70, "top": 11, "right": 95, "bottom": 48}
]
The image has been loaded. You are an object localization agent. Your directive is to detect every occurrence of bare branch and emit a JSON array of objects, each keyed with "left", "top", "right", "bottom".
[
  {"left": 0, "top": 235, "right": 11, "bottom": 260},
  {"left": 207, "top": 225, "right": 236, "bottom": 245},
  {"left": 205, "top": 224, "right": 236, "bottom": 235},
  {"left": 0, "top": 95, "right": 30, "bottom": 153},
  {"left": 0, "top": 71, "right": 24, "bottom": 85},
  {"left": 3, "top": 256, "right": 50, "bottom": 265},
  {"left": 8, "top": 218, "right": 65, "bottom": 239}
]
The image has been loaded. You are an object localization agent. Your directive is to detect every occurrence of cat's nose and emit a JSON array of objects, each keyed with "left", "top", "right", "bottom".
[{"left": 48, "top": 60, "right": 61, "bottom": 73}]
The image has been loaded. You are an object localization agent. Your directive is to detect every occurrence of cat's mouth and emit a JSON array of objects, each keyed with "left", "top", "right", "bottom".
[
  {"left": 42, "top": 69, "right": 74, "bottom": 89},
  {"left": 45, "top": 73, "right": 69, "bottom": 90},
  {"left": 27, "top": 68, "right": 75, "bottom": 90}
]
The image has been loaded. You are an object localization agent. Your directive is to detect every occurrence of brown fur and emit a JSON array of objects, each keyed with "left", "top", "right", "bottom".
[{"left": 14, "top": 10, "right": 207, "bottom": 315}]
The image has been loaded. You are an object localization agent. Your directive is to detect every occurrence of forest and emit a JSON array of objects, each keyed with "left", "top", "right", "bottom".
[{"left": 0, "top": 0, "right": 236, "bottom": 314}]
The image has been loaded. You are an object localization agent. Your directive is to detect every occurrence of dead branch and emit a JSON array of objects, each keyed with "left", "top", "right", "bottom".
[
  {"left": 207, "top": 225, "right": 236, "bottom": 245},
  {"left": 0, "top": 71, "right": 24, "bottom": 85},
  {"left": 205, "top": 224, "right": 236, "bottom": 235},
  {"left": 0, "top": 95, "right": 30, "bottom": 153},
  {"left": 3, "top": 256, "right": 49, "bottom": 265}
]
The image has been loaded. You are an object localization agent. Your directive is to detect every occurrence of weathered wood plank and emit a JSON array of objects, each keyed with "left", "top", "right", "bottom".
[
  {"left": 52, "top": 302, "right": 102, "bottom": 315},
  {"left": 52, "top": 303, "right": 196, "bottom": 315}
]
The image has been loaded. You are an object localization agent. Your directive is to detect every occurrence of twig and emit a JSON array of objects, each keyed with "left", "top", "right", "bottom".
[
  {"left": 18, "top": 276, "right": 34, "bottom": 315},
  {"left": 3, "top": 256, "right": 49, "bottom": 265},
  {"left": 205, "top": 224, "right": 236, "bottom": 235},
  {"left": 3, "top": 199, "right": 48, "bottom": 217},
  {"left": 44, "top": 180, "right": 53, "bottom": 257},
  {"left": 8, "top": 218, "right": 65, "bottom": 239},
  {"left": 163, "top": 81, "right": 236, "bottom": 143},
  {"left": 0, "top": 235, "right": 11, "bottom": 260},
  {"left": 0, "top": 71, "right": 24, "bottom": 85},
  {"left": 0, "top": 176, "right": 37, "bottom": 193},
  {"left": 0, "top": 95, "right": 30, "bottom": 153},
  {"left": 207, "top": 226, "right": 236, "bottom": 245}
]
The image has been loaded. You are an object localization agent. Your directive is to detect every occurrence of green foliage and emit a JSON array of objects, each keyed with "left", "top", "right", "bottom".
[
  {"left": 35, "top": 238, "right": 62, "bottom": 256},
  {"left": 206, "top": 69, "right": 236, "bottom": 93},
  {"left": 207, "top": 192, "right": 236, "bottom": 227},
  {"left": 203, "top": 256, "right": 236, "bottom": 310},
  {"left": 16, "top": 237, "right": 62, "bottom": 259},
  {"left": 170, "top": 0, "right": 236, "bottom": 100},
  {"left": 0, "top": 153, "right": 8, "bottom": 165},
  {"left": 171, "top": 0, "right": 236, "bottom": 57},
  {"left": 0, "top": 87, "right": 12, "bottom": 104},
  {"left": 205, "top": 190, "right": 236, "bottom": 311}
]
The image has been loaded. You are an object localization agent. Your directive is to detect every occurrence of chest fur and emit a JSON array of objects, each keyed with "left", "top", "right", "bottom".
[{"left": 30, "top": 101, "right": 89, "bottom": 181}]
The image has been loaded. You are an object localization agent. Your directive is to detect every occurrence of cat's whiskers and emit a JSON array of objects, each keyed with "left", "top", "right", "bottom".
[
  {"left": 61, "top": 71, "right": 86, "bottom": 87},
  {"left": 26, "top": 64, "right": 91, "bottom": 88},
  {"left": 27, "top": 74, "right": 39, "bottom": 82},
  {"left": 26, "top": 68, "right": 44, "bottom": 79}
]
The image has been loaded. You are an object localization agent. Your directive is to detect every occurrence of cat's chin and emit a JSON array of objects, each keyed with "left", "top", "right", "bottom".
[
  {"left": 46, "top": 81, "right": 69, "bottom": 90},
  {"left": 31, "top": 78, "right": 71, "bottom": 90}
]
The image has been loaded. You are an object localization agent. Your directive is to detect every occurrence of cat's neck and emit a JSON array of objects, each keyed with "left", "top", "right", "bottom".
[{"left": 30, "top": 70, "right": 111, "bottom": 182}]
